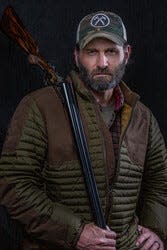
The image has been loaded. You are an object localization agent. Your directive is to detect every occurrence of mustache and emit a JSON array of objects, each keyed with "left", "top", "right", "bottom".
[{"left": 91, "top": 68, "right": 113, "bottom": 76}]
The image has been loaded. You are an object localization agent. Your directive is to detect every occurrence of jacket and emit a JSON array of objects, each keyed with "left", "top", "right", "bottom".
[{"left": 0, "top": 70, "right": 167, "bottom": 249}]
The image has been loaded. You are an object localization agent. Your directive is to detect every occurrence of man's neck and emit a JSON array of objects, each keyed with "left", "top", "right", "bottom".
[{"left": 90, "top": 88, "right": 114, "bottom": 107}]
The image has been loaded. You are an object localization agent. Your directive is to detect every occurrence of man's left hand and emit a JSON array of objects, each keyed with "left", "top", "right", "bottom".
[{"left": 136, "top": 225, "right": 164, "bottom": 250}]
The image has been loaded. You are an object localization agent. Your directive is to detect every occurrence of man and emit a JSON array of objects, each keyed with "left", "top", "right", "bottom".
[{"left": 0, "top": 10, "right": 166, "bottom": 250}]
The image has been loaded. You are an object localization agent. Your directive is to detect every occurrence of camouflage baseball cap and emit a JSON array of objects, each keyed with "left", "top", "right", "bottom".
[{"left": 76, "top": 11, "right": 127, "bottom": 49}]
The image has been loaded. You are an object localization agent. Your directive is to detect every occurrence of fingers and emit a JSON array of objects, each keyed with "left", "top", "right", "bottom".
[
  {"left": 136, "top": 225, "right": 164, "bottom": 250},
  {"left": 139, "top": 238, "right": 158, "bottom": 250},
  {"left": 150, "top": 241, "right": 161, "bottom": 250},
  {"left": 76, "top": 223, "right": 116, "bottom": 250},
  {"left": 140, "top": 240, "right": 163, "bottom": 250},
  {"left": 136, "top": 231, "right": 151, "bottom": 248},
  {"left": 98, "top": 237, "right": 116, "bottom": 246},
  {"left": 138, "top": 225, "right": 143, "bottom": 234},
  {"left": 96, "top": 246, "right": 116, "bottom": 250},
  {"left": 105, "top": 229, "right": 116, "bottom": 239}
]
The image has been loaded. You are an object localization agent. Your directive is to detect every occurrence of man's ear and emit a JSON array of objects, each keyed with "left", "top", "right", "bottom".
[
  {"left": 74, "top": 48, "right": 79, "bottom": 67},
  {"left": 124, "top": 45, "right": 132, "bottom": 64}
]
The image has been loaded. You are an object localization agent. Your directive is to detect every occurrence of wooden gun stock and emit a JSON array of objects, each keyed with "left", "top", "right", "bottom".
[{"left": 0, "top": 6, "right": 57, "bottom": 83}]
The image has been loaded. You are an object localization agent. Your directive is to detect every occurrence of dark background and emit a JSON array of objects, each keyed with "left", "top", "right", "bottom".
[
  {"left": 0, "top": 0, "right": 167, "bottom": 149},
  {"left": 0, "top": 0, "right": 167, "bottom": 249}
]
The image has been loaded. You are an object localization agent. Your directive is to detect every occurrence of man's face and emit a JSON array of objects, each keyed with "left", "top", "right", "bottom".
[{"left": 75, "top": 38, "right": 130, "bottom": 91}]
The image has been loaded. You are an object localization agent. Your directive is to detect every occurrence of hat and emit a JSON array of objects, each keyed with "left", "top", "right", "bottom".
[{"left": 76, "top": 11, "right": 127, "bottom": 49}]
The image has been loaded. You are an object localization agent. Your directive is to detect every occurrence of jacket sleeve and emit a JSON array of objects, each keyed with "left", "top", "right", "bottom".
[
  {"left": 139, "top": 112, "right": 167, "bottom": 241},
  {"left": 0, "top": 95, "right": 84, "bottom": 248}
]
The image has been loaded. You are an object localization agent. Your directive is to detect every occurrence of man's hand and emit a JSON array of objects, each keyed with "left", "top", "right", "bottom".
[
  {"left": 136, "top": 225, "right": 164, "bottom": 250},
  {"left": 76, "top": 223, "right": 116, "bottom": 250}
]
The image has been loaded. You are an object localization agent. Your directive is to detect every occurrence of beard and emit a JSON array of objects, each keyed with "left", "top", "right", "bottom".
[{"left": 77, "top": 59, "right": 126, "bottom": 92}]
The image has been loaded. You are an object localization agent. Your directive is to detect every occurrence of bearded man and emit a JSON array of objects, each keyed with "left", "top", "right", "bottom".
[{"left": 0, "top": 10, "right": 166, "bottom": 250}]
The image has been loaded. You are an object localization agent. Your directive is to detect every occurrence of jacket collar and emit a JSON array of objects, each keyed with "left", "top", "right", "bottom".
[
  {"left": 68, "top": 70, "right": 140, "bottom": 108},
  {"left": 119, "top": 81, "right": 140, "bottom": 107}
]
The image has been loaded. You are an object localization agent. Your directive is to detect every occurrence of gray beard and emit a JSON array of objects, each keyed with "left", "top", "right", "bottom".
[{"left": 78, "top": 59, "right": 126, "bottom": 91}]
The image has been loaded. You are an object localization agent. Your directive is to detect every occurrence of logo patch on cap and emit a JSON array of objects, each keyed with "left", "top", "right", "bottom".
[{"left": 91, "top": 13, "right": 110, "bottom": 27}]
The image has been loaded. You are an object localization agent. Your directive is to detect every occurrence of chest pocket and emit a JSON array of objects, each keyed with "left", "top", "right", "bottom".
[{"left": 122, "top": 102, "right": 150, "bottom": 166}]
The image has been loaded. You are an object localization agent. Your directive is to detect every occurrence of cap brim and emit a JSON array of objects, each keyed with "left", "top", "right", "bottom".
[{"left": 79, "top": 32, "right": 126, "bottom": 49}]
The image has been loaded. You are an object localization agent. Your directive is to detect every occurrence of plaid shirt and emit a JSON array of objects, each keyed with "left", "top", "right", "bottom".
[
  {"left": 110, "top": 85, "right": 124, "bottom": 163},
  {"left": 99, "top": 85, "right": 124, "bottom": 164}
]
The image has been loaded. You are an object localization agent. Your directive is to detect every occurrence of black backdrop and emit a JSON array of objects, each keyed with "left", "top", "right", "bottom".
[
  {"left": 0, "top": 0, "right": 167, "bottom": 148},
  {"left": 0, "top": 0, "right": 167, "bottom": 249}
]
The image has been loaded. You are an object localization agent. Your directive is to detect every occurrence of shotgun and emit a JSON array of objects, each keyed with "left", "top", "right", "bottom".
[{"left": 0, "top": 6, "right": 106, "bottom": 229}]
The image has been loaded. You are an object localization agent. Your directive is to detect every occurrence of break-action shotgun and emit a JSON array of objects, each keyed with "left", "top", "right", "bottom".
[{"left": 0, "top": 6, "right": 107, "bottom": 229}]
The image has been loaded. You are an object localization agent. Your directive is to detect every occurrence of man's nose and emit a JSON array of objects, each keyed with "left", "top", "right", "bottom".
[{"left": 97, "top": 54, "right": 108, "bottom": 68}]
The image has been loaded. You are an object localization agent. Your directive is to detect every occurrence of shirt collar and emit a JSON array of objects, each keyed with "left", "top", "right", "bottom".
[{"left": 113, "top": 85, "right": 124, "bottom": 112}]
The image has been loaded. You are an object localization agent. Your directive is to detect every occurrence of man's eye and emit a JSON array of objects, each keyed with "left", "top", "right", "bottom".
[
  {"left": 87, "top": 50, "right": 97, "bottom": 55},
  {"left": 107, "top": 49, "right": 118, "bottom": 55}
]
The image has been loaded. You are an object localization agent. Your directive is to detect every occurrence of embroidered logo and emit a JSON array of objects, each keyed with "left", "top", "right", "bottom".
[{"left": 91, "top": 13, "right": 110, "bottom": 27}]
